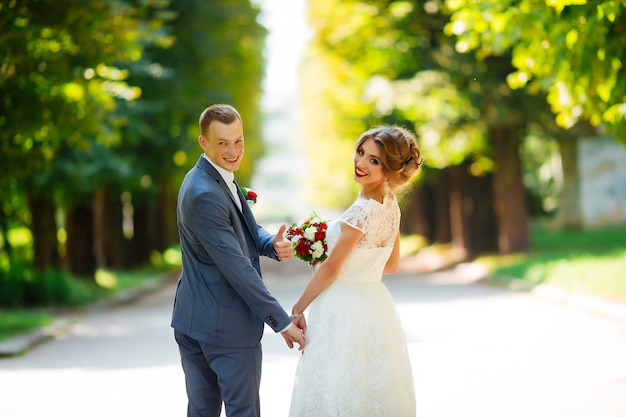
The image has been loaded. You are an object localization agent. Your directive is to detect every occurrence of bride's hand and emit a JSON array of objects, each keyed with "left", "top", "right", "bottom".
[{"left": 291, "top": 314, "right": 307, "bottom": 335}]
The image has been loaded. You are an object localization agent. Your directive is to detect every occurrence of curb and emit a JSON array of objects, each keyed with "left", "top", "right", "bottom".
[
  {"left": 0, "top": 318, "right": 71, "bottom": 358},
  {"left": 0, "top": 270, "right": 178, "bottom": 358},
  {"left": 530, "top": 284, "right": 626, "bottom": 322},
  {"left": 454, "top": 262, "right": 626, "bottom": 323}
]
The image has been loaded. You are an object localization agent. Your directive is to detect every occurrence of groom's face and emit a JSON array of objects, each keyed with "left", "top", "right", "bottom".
[{"left": 199, "top": 120, "right": 245, "bottom": 172}]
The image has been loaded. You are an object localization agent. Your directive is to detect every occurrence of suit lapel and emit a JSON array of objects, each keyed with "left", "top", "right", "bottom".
[
  {"left": 197, "top": 157, "right": 256, "bottom": 239},
  {"left": 234, "top": 180, "right": 258, "bottom": 239},
  {"left": 197, "top": 156, "right": 242, "bottom": 208}
]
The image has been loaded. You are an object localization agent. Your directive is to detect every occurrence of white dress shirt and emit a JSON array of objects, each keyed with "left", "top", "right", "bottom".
[{"left": 203, "top": 154, "right": 241, "bottom": 210}]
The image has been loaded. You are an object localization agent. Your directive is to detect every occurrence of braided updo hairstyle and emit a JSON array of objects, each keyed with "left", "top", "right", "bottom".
[{"left": 355, "top": 125, "right": 423, "bottom": 191}]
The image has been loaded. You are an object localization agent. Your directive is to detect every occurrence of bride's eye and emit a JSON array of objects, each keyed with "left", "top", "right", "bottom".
[
  {"left": 357, "top": 147, "right": 364, "bottom": 156},
  {"left": 370, "top": 158, "right": 379, "bottom": 165}
]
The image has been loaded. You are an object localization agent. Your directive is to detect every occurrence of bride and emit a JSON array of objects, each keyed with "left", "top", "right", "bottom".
[{"left": 289, "top": 125, "right": 423, "bottom": 417}]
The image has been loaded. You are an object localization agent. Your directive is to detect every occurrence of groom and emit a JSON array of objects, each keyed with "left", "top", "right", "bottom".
[{"left": 171, "top": 103, "right": 305, "bottom": 417}]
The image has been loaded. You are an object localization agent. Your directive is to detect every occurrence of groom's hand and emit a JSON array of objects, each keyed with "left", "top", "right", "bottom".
[
  {"left": 273, "top": 224, "right": 293, "bottom": 261},
  {"left": 281, "top": 325, "right": 305, "bottom": 351}
]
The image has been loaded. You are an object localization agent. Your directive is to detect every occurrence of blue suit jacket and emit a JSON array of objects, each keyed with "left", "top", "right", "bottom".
[{"left": 171, "top": 155, "right": 291, "bottom": 347}]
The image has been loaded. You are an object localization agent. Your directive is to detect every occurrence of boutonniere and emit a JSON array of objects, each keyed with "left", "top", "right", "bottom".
[{"left": 240, "top": 186, "right": 258, "bottom": 205}]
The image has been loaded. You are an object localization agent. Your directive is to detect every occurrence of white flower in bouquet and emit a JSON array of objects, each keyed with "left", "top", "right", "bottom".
[
  {"left": 310, "top": 240, "right": 325, "bottom": 260},
  {"left": 304, "top": 226, "right": 318, "bottom": 241}
]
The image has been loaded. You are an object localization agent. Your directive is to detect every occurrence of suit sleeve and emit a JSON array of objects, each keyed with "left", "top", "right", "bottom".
[{"left": 256, "top": 225, "right": 279, "bottom": 260}]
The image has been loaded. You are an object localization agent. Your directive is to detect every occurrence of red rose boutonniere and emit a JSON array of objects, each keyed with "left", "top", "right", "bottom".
[{"left": 240, "top": 186, "right": 258, "bottom": 205}]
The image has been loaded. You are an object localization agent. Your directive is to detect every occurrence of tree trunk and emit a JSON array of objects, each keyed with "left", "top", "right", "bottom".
[
  {"left": 433, "top": 170, "right": 451, "bottom": 244},
  {"left": 92, "top": 188, "right": 107, "bottom": 270},
  {"left": 400, "top": 185, "right": 429, "bottom": 238},
  {"left": 445, "top": 164, "right": 499, "bottom": 256},
  {"left": 156, "top": 179, "right": 178, "bottom": 251},
  {"left": 125, "top": 203, "right": 157, "bottom": 267},
  {"left": 105, "top": 189, "right": 126, "bottom": 270},
  {"left": 555, "top": 136, "right": 582, "bottom": 230},
  {"left": 468, "top": 173, "right": 499, "bottom": 254},
  {"left": 448, "top": 165, "right": 472, "bottom": 257},
  {"left": 492, "top": 126, "right": 531, "bottom": 254},
  {"left": 92, "top": 187, "right": 129, "bottom": 270},
  {"left": 27, "top": 196, "right": 59, "bottom": 271},
  {"left": 0, "top": 206, "right": 13, "bottom": 259},
  {"left": 66, "top": 205, "right": 96, "bottom": 278}
]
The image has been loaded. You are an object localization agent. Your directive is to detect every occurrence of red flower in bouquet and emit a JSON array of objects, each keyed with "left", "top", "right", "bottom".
[{"left": 285, "top": 212, "right": 329, "bottom": 265}]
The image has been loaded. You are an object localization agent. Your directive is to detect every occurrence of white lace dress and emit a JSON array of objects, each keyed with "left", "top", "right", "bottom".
[{"left": 289, "top": 192, "right": 416, "bottom": 417}]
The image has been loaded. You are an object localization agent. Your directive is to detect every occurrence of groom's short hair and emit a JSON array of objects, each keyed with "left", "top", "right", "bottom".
[{"left": 199, "top": 104, "right": 242, "bottom": 137}]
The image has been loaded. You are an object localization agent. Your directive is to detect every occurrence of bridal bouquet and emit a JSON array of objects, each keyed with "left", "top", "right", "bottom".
[{"left": 285, "top": 212, "right": 329, "bottom": 265}]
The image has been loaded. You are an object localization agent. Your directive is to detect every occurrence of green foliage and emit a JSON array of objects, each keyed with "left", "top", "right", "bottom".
[
  {"left": 0, "top": 0, "right": 268, "bottom": 277},
  {"left": 445, "top": 0, "right": 626, "bottom": 135},
  {"left": 0, "top": 0, "right": 162, "bottom": 189},
  {"left": 0, "top": 263, "right": 100, "bottom": 308},
  {"left": 300, "top": 0, "right": 552, "bottom": 208}
]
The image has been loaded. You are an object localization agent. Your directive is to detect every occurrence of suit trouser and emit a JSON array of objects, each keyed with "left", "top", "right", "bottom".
[{"left": 175, "top": 330, "right": 262, "bottom": 417}]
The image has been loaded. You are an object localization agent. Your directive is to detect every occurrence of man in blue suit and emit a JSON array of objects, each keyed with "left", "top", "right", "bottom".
[{"left": 171, "top": 104, "right": 306, "bottom": 417}]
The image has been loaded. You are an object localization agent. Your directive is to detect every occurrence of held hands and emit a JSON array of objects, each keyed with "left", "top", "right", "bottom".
[
  {"left": 273, "top": 224, "right": 293, "bottom": 261},
  {"left": 281, "top": 312, "right": 307, "bottom": 352},
  {"left": 281, "top": 323, "right": 305, "bottom": 351}
]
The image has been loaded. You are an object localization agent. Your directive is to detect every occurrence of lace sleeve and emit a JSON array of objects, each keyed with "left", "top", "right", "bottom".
[
  {"left": 339, "top": 197, "right": 399, "bottom": 248},
  {"left": 339, "top": 199, "right": 370, "bottom": 233}
]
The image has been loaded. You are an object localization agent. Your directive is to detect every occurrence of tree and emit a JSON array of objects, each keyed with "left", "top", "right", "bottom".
[
  {"left": 0, "top": 0, "right": 270, "bottom": 281},
  {"left": 445, "top": 0, "right": 625, "bottom": 231},
  {"left": 0, "top": 0, "right": 166, "bottom": 273},
  {"left": 445, "top": 0, "right": 625, "bottom": 136}
]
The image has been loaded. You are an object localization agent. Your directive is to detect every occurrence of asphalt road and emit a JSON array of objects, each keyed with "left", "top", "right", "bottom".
[{"left": 1, "top": 258, "right": 625, "bottom": 417}]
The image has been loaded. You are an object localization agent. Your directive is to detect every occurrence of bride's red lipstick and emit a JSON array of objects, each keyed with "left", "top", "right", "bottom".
[{"left": 354, "top": 167, "right": 367, "bottom": 178}]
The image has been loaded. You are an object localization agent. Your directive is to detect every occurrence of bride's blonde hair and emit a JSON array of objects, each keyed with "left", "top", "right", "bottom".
[{"left": 355, "top": 125, "right": 423, "bottom": 191}]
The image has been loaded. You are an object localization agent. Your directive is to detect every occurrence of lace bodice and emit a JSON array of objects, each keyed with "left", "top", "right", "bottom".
[{"left": 324, "top": 191, "right": 401, "bottom": 283}]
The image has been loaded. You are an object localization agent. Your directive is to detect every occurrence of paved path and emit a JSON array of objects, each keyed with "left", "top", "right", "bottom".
[{"left": 1, "top": 259, "right": 626, "bottom": 417}]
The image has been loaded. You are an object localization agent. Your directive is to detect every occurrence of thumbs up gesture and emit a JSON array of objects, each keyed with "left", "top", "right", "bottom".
[{"left": 272, "top": 224, "right": 293, "bottom": 261}]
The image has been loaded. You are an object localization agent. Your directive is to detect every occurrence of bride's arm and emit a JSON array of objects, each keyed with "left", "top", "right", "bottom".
[
  {"left": 383, "top": 232, "right": 400, "bottom": 274},
  {"left": 291, "top": 223, "right": 363, "bottom": 316}
]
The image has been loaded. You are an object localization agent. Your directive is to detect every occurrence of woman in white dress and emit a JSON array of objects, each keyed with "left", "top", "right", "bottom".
[{"left": 289, "top": 125, "right": 423, "bottom": 417}]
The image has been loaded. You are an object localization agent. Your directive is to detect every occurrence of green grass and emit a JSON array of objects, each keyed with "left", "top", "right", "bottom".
[
  {"left": 0, "top": 266, "right": 178, "bottom": 342},
  {"left": 478, "top": 228, "right": 626, "bottom": 301},
  {"left": 0, "top": 312, "right": 54, "bottom": 342}
]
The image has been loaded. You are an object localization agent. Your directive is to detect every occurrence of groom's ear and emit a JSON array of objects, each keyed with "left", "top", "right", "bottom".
[{"left": 198, "top": 135, "right": 207, "bottom": 151}]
